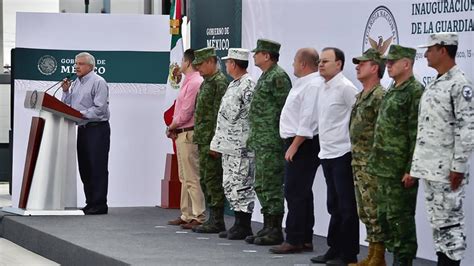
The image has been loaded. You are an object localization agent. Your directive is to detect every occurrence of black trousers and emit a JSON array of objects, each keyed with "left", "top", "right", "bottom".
[
  {"left": 284, "top": 135, "right": 320, "bottom": 245},
  {"left": 321, "top": 152, "right": 359, "bottom": 259},
  {"left": 77, "top": 121, "right": 110, "bottom": 207}
]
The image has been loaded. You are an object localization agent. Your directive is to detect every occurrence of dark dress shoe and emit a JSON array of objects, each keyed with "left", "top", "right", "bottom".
[
  {"left": 269, "top": 242, "right": 303, "bottom": 254},
  {"left": 83, "top": 205, "right": 108, "bottom": 215},
  {"left": 81, "top": 205, "right": 91, "bottom": 211},
  {"left": 303, "top": 243, "right": 313, "bottom": 252},
  {"left": 310, "top": 248, "right": 339, "bottom": 263},
  {"left": 218, "top": 230, "right": 228, "bottom": 238},
  {"left": 168, "top": 217, "right": 187, "bottom": 226},
  {"left": 181, "top": 219, "right": 202, "bottom": 229}
]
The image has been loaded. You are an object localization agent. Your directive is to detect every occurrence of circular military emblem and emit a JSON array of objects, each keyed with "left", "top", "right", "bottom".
[
  {"left": 168, "top": 62, "right": 182, "bottom": 90},
  {"left": 30, "top": 90, "right": 38, "bottom": 107},
  {"left": 362, "top": 6, "right": 399, "bottom": 55},
  {"left": 462, "top": 86, "right": 472, "bottom": 101},
  {"left": 37, "top": 55, "right": 58, "bottom": 75}
]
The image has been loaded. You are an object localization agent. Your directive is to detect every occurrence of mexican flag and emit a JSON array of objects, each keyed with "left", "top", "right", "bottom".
[
  {"left": 164, "top": 0, "right": 184, "bottom": 154},
  {"left": 165, "top": 0, "right": 184, "bottom": 105}
]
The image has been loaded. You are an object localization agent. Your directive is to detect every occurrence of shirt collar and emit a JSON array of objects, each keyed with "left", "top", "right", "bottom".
[
  {"left": 325, "top": 72, "right": 344, "bottom": 87},
  {"left": 359, "top": 83, "right": 382, "bottom": 100},
  {"left": 435, "top": 65, "right": 460, "bottom": 82},
  {"left": 184, "top": 71, "right": 200, "bottom": 82},
  {"left": 78, "top": 71, "right": 94, "bottom": 84},
  {"left": 234, "top": 73, "right": 249, "bottom": 82},
  {"left": 392, "top": 76, "right": 416, "bottom": 91},
  {"left": 295, "top": 71, "right": 320, "bottom": 86},
  {"left": 205, "top": 70, "right": 221, "bottom": 82}
]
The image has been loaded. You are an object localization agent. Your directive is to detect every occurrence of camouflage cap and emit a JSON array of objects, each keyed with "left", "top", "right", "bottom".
[
  {"left": 382, "top": 44, "right": 416, "bottom": 60},
  {"left": 192, "top": 47, "right": 216, "bottom": 65},
  {"left": 222, "top": 48, "right": 250, "bottom": 61},
  {"left": 352, "top": 48, "right": 384, "bottom": 64},
  {"left": 251, "top": 39, "right": 281, "bottom": 54},
  {"left": 418, "top": 32, "right": 459, "bottom": 48}
]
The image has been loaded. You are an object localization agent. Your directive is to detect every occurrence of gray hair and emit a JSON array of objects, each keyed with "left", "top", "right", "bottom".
[{"left": 76, "top": 52, "right": 96, "bottom": 67}]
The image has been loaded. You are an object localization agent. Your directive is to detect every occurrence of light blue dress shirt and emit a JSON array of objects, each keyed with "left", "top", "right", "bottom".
[{"left": 62, "top": 71, "right": 110, "bottom": 125}]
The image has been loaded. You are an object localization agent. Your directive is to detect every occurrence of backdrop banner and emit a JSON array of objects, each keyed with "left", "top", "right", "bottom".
[
  {"left": 12, "top": 12, "right": 171, "bottom": 208},
  {"left": 241, "top": 0, "right": 473, "bottom": 262},
  {"left": 190, "top": 0, "right": 242, "bottom": 74}
]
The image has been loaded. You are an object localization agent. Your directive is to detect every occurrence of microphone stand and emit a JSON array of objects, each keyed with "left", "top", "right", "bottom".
[
  {"left": 43, "top": 79, "right": 63, "bottom": 94},
  {"left": 53, "top": 74, "right": 76, "bottom": 98},
  {"left": 44, "top": 73, "right": 75, "bottom": 95}
]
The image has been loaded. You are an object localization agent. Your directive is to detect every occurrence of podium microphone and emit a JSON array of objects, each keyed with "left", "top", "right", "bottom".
[
  {"left": 44, "top": 73, "right": 75, "bottom": 94},
  {"left": 53, "top": 73, "right": 76, "bottom": 97}
]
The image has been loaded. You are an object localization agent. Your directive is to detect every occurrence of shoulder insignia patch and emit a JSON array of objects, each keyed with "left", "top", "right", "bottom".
[
  {"left": 276, "top": 78, "right": 284, "bottom": 88},
  {"left": 462, "top": 86, "right": 472, "bottom": 101}
]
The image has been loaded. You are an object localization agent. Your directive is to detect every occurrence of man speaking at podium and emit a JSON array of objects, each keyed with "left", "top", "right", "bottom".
[{"left": 61, "top": 52, "right": 110, "bottom": 215}]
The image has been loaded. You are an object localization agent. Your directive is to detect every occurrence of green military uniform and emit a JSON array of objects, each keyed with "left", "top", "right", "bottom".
[
  {"left": 245, "top": 39, "right": 291, "bottom": 246},
  {"left": 367, "top": 45, "right": 424, "bottom": 264},
  {"left": 350, "top": 48, "right": 387, "bottom": 266},
  {"left": 193, "top": 47, "right": 229, "bottom": 233},
  {"left": 350, "top": 49, "right": 385, "bottom": 244}
]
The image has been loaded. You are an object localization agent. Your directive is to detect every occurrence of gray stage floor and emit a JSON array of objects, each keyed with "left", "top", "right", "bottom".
[{"left": 0, "top": 207, "right": 435, "bottom": 265}]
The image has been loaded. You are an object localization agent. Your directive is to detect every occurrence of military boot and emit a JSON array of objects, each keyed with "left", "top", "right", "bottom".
[
  {"left": 437, "top": 252, "right": 460, "bottom": 266},
  {"left": 228, "top": 211, "right": 253, "bottom": 240},
  {"left": 253, "top": 214, "right": 284, "bottom": 246},
  {"left": 193, "top": 207, "right": 226, "bottom": 233},
  {"left": 354, "top": 242, "right": 374, "bottom": 266},
  {"left": 219, "top": 211, "right": 239, "bottom": 238},
  {"left": 192, "top": 208, "right": 214, "bottom": 233},
  {"left": 368, "top": 242, "right": 386, "bottom": 266},
  {"left": 392, "top": 257, "right": 413, "bottom": 266},
  {"left": 245, "top": 213, "right": 271, "bottom": 244}
]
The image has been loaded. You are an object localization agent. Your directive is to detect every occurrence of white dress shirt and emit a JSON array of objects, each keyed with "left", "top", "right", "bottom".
[
  {"left": 280, "top": 72, "right": 323, "bottom": 139},
  {"left": 317, "top": 72, "right": 358, "bottom": 159}
]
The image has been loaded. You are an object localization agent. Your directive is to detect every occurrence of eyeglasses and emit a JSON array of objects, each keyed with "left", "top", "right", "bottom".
[{"left": 318, "top": 59, "right": 336, "bottom": 65}]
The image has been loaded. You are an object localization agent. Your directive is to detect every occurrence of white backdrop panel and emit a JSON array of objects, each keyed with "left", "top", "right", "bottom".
[
  {"left": 13, "top": 13, "right": 172, "bottom": 208},
  {"left": 243, "top": 0, "right": 473, "bottom": 262},
  {"left": 16, "top": 12, "right": 169, "bottom": 51}
]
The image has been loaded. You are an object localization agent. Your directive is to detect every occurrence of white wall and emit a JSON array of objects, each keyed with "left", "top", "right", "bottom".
[
  {"left": 13, "top": 12, "right": 171, "bottom": 208},
  {"left": 110, "top": 0, "right": 144, "bottom": 14},
  {"left": 242, "top": 0, "right": 473, "bottom": 263},
  {"left": 2, "top": 0, "right": 59, "bottom": 66},
  {"left": 59, "top": 0, "right": 104, "bottom": 13}
]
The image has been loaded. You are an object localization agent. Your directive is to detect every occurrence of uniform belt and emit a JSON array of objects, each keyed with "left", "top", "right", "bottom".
[
  {"left": 175, "top": 126, "right": 194, "bottom": 134},
  {"left": 79, "top": 121, "right": 109, "bottom": 128}
]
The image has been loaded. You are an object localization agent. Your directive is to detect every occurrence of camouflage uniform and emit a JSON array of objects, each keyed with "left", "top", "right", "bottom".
[
  {"left": 210, "top": 73, "right": 256, "bottom": 213},
  {"left": 247, "top": 63, "right": 291, "bottom": 216},
  {"left": 193, "top": 58, "right": 229, "bottom": 210},
  {"left": 411, "top": 56, "right": 473, "bottom": 260},
  {"left": 350, "top": 83, "right": 385, "bottom": 243},
  {"left": 367, "top": 45, "right": 424, "bottom": 263}
]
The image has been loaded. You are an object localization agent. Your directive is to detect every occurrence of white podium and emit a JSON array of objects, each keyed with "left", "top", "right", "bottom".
[{"left": 3, "top": 91, "right": 84, "bottom": 216}]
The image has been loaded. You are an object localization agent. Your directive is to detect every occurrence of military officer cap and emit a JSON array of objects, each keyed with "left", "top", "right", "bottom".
[
  {"left": 418, "top": 32, "right": 459, "bottom": 48},
  {"left": 352, "top": 48, "right": 384, "bottom": 64},
  {"left": 382, "top": 44, "right": 416, "bottom": 60},
  {"left": 192, "top": 47, "right": 216, "bottom": 65},
  {"left": 251, "top": 39, "right": 281, "bottom": 54},
  {"left": 222, "top": 48, "right": 250, "bottom": 61}
]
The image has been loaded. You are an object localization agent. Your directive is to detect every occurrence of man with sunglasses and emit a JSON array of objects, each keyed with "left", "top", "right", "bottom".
[{"left": 310, "top": 47, "right": 359, "bottom": 265}]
